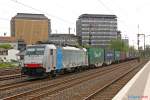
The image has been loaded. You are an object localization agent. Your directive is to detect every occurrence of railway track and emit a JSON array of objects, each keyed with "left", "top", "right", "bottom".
[
  {"left": 83, "top": 60, "right": 147, "bottom": 100},
  {"left": 39, "top": 60, "right": 147, "bottom": 100},
  {"left": 1, "top": 60, "right": 140, "bottom": 100},
  {"left": 0, "top": 63, "right": 119, "bottom": 92},
  {"left": 0, "top": 64, "right": 118, "bottom": 92},
  {"left": 0, "top": 74, "right": 22, "bottom": 81},
  {"left": 0, "top": 76, "right": 29, "bottom": 91},
  {"left": 0, "top": 62, "right": 127, "bottom": 99},
  {"left": 0, "top": 67, "right": 20, "bottom": 76}
]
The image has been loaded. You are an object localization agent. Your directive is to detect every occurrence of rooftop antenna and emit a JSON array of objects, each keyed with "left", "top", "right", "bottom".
[
  {"left": 4, "top": 32, "right": 6, "bottom": 36},
  {"left": 137, "top": 24, "right": 140, "bottom": 60}
]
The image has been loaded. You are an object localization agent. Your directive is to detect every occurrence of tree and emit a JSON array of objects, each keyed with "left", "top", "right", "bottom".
[
  {"left": 145, "top": 45, "right": 150, "bottom": 57},
  {"left": 109, "top": 39, "right": 129, "bottom": 51},
  {"left": 145, "top": 45, "right": 150, "bottom": 51},
  {"left": 129, "top": 46, "right": 136, "bottom": 51}
]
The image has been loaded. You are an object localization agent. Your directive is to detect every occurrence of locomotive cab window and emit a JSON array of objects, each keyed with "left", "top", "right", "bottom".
[{"left": 26, "top": 46, "right": 45, "bottom": 55}]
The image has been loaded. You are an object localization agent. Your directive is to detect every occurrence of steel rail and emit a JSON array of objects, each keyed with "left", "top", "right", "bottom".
[{"left": 83, "top": 61, "right": 146, "bottom": 100}]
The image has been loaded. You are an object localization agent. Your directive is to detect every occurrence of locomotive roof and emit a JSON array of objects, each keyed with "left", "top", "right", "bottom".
[
  {"left": 46, "top": 44, "right": 56, "bottom": 49},
  {"left": 27, "top": 44, "right": 56, "bottom": 49},
  {"left": 63, "top": 46, "right": 85, "bottom": 51},
  {"left": 83, "top": 48, "right": 87, "bottom": 51}
]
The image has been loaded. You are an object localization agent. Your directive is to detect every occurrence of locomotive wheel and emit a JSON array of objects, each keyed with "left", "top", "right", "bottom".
[{"left": 51, "top": 70, "right": 56, "bottom": 78}]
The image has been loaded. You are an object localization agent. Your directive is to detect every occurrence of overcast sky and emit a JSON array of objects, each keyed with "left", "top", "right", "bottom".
[{"left": 0, "top": 0, "right": 150, "bottom": 47}]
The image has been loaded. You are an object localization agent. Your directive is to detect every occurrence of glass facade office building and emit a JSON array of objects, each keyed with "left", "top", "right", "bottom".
[{"left": 76, "top": 14, "right": 118, "bottom": 48}]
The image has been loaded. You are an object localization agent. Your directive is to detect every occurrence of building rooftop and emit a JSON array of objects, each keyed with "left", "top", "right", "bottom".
[
  {"left": 78, "top": 14, "right": 117, "bottom": 19},
  {"left": 12, "top": 13, "right": 48, "bottom": 20},
  {"left": 0, "top": 36, "right": 15, "bottom": 43},
  {"left": 49, "top": 34, "right": 76, "bottom": 37},
  {"left": 49, "top": 34, "right": 78, "bottom": 38}
]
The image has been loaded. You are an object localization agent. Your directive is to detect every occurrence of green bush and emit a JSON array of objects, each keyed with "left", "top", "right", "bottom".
[
  {"left": 109, "top": 39, "right": 129, "bottom": 52},
  {"left": 0, "top": 44, "right": 12, "bottom": 49},
  {"left": 0, "top": 62, "right": 17, "bottom": 68}
]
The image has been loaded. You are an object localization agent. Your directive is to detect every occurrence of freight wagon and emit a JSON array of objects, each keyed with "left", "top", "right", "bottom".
[
  {"left": 114, "top": 51, "right": 121, "bottom": 63},
  {"left": 128, "top": 50, "right": 138, "bottom": 60},
  {"left": 120, "top": 51, "right": 127, "bottom": 62},
  {"left": 87, "top": 47, "right": 104, "bottom": 67},
  {"left": 104, "top": 49, "right": 114, "bottom": 65}
]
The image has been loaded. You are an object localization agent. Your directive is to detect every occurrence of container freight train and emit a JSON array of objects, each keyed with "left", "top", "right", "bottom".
[{"left": 21, "top": 44, "right": 138, "bottom": 77}]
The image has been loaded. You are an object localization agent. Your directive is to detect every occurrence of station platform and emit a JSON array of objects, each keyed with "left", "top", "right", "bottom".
[{"left": 113, "top": 60, "right": 150, "bottom": 100}]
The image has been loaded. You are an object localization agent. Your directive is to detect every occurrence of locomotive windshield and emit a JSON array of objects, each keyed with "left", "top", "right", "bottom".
[{"left": 26, "top": 46, "right": 45, "bottom": 55}]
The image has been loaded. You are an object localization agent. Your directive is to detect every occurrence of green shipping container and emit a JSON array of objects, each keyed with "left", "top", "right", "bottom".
[
  {"left": 87, "top": 47, "right": 104, "bottom": 67},
  {"left": 115, "top": 51, "right": 120, "bottom": 61}
]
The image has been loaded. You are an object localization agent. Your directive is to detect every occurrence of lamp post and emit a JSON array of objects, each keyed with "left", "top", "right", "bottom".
[
  {"left": 145, "top": 35, "right": 150, "bottom": 57},
  {"left": 137, "top": 33, "right": 145, "bottom": 57},
  {"left": 137, "top": 34, "right": 139, "bottom": 52},
  {"left": 137, "top": 34, "right": 150, "bottom": 57}
]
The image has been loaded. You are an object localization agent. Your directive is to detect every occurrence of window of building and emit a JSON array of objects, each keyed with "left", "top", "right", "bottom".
[{"left": 0, "top": 50, "right": 8, "bottom": 55}]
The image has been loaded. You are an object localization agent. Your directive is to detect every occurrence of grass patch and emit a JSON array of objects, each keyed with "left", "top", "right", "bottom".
[{"left": 0, "top": 62, "right": 18, "bottom": 68}]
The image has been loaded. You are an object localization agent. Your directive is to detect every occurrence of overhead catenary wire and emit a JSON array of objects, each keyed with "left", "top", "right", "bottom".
[
  {"left": 96, "top": 0, "right": 129, "bottom": 31},
  {"left": 10, "top": 0, "right": 74, "bottom": 25},
  {"left": 96, "top": 0, "right": 114, "bottom": 14},
  {"left": 96, "top": 0, "right": 136, "bottom": 47}
]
